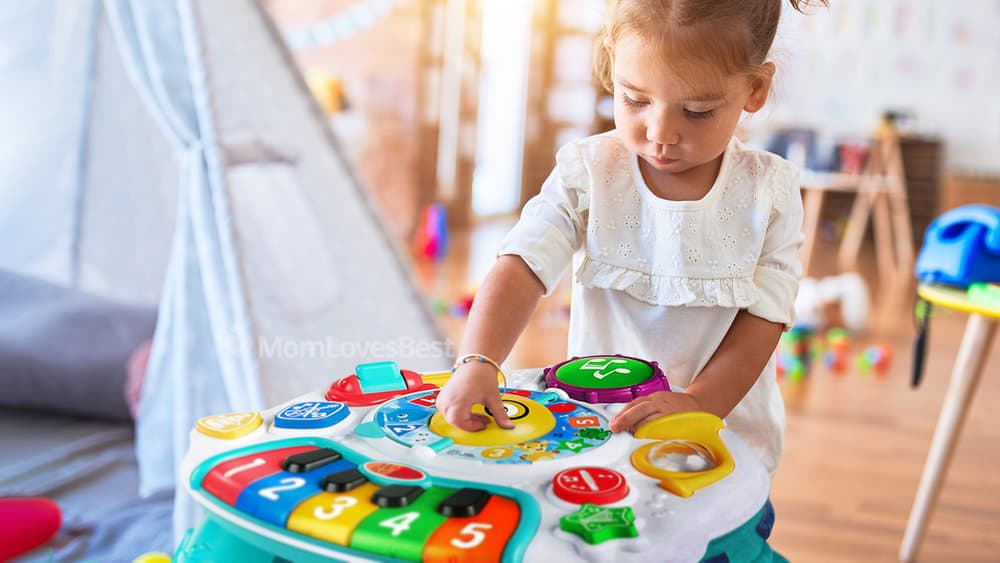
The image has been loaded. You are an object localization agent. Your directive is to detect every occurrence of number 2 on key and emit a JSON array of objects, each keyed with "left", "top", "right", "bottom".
[{"left": 258, "top": 477, "right": 306, "bottom": 500}]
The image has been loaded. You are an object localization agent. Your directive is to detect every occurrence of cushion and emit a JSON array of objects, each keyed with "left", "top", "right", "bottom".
[{"left": 0, "top": 270, "right": 157, "bottom": 421}]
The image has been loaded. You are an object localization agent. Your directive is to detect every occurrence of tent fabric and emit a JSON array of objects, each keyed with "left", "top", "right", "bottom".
[
  {"left": 1, "top": 2, "right": 99, "bottom": 287},
  {"left": 1, "top": 0, "right": 449, "bottom": 546},
  {"left": 104, "top": 0, "right": 265, "bottom": 520}
]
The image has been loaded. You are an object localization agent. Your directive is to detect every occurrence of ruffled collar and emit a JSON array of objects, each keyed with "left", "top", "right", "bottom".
[{"left": 576, "top": 255, "right": 759, "bottom": 308}]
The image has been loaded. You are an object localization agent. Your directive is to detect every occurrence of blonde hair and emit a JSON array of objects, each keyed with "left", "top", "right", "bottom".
[{"left": 594, "top": 0, "right": 829, "bottom": 92}]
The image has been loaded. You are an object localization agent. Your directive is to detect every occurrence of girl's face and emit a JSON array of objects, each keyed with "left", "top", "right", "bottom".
[{"left": 612, "top": 34, "right": 771, "bottom": 192}]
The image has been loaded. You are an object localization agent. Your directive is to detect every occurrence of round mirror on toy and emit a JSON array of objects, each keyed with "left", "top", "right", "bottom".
[
  {"left": 365, "top": 389, "right": 614, "bottom": 464},
  {"left": 645, "top": 440, "right": 717, "bottom": 473},
  {"left": 631, "top": 411, "right": 736, "bottom": 499}
]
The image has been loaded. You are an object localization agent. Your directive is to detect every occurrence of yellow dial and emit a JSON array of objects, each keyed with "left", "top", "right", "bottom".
[{"left": 428, "top": 394, "right": 556, "bottom": 446}]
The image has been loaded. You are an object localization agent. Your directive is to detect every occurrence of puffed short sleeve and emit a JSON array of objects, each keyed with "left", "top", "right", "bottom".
[
  {"left": 747, "top": 163, "right": 804, "bottom": 327},
  {"left": 497, "top": 142, "right": 590, "bottom": 295}
]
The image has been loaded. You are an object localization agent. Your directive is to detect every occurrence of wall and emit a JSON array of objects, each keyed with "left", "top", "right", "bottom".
[
  {"left": 760, "top": 0, "right": 1000, "bottom": 175},
  {"left": 263, "top": 0, "right": 425, "bottom": 237}
]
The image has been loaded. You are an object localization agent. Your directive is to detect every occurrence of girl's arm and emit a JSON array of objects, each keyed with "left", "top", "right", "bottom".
[
  {"left": 685, "top": 310, "right": 783, "bottom": 417},
  {"left": 436, "top": 255, "right": 545, "bottom": 431},
  {"left": 609, "top": 310, "right": 782, "bottom": 432}
]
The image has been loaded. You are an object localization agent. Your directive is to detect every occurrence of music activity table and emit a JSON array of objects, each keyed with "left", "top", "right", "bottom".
[{"left": 176, "top": 355, "right": 784, "bottom": 562}]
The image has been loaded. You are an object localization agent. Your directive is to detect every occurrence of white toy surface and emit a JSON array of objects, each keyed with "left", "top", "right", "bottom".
[{"left": 179, "top": 359, "right": 773, "bottom": 563}]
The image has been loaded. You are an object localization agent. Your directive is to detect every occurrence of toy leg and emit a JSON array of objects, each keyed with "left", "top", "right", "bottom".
[{"left": 900, "top": 314, "right": 997, "bottom": 562}]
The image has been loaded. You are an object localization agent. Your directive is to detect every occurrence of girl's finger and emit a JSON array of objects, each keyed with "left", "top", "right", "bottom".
[
  {"left": 484, "top": 394, "right": 514, "bottom": 429},
  {"left": 610, "top": 400, "right": 655, "bottom": 432},
  {"left": 629, "top": 411, "right": 668, "bottom": 433},
  {"left": 444, "top": 404, "right": 487, "bottom": 432}
]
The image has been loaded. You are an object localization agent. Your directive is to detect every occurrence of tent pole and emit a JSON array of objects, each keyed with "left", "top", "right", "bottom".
[{"left": 69, "top": 0, "right": 103, "bottom": 287}]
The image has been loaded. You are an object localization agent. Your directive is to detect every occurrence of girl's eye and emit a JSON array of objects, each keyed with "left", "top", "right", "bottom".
[
  {"left": 684, "top": 108, "right": 716, "bottom": 120},
  {"left": 622, "top": 93, "right": 648, "bottom": 107}
]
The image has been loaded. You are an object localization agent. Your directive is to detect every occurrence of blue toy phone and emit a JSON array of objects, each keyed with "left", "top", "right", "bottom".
[{"left": 915, "top": 204, "right": 1000, "bottom": 287}]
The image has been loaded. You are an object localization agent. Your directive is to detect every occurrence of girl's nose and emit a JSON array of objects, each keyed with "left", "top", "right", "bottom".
[{"left": 646, "top": 114, "right": 679, "bottom": 146}]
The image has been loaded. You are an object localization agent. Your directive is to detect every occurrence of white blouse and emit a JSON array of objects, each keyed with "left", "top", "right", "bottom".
[{"left": 499, "top": 131, "right": 803, "bottom": 475}]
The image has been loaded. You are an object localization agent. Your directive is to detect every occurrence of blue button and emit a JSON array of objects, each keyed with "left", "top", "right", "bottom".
[
  {"left": 235, "top": 459, "right": 353, "bottom": 526},
  {"left": 274, "top": 401, "right": 349, "bottom": 430},
  {"left": 385, "top": 423, "right": 421, "bottom": 437}
]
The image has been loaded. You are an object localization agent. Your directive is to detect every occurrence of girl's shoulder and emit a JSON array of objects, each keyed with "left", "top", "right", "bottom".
[
  {"left": 729, "top": 139, "right": 800, "bottom": 181},
  {"left": 723, "top": 139, "right": 801, "bottom": 213},
  {"left": 556, "top": 131, "right": 630, "bottom": 171}
]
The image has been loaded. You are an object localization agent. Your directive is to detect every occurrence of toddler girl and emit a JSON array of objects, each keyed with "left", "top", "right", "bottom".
[{"left": 437, "top": 0, "right": 826, "bottom": 476}]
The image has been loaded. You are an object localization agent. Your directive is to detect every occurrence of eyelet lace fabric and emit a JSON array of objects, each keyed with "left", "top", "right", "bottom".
[{"left": 562, "top": 133, "right": 800, "bottom": 308}]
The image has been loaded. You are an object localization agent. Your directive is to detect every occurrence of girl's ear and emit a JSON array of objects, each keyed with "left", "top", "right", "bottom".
[{"left": 743, "top": 62, "right": 775, "bottom": 113}]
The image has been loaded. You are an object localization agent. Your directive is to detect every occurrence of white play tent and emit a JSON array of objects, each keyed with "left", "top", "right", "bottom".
[{"left": 1, "top": 0, "right": 447, "bottom": 542}]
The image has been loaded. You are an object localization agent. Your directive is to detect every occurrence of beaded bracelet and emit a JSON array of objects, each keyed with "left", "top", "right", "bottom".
[{"left": 452, "top": 353, "right": 507, "bottom": 388}]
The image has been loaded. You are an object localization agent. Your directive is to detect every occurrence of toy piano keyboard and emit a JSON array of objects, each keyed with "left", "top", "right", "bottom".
[{"left": 177, "top": 356, "right": 784, "bottom": 562}]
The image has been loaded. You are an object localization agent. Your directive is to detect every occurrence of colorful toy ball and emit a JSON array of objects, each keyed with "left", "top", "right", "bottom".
[
  {"left": 868, "top": 344, "right": 893, "bottom": 375},
  {"left": 0, "top": 497, "right": 61, "bottom": 561},
  {"left": 856, "top": 344, "right": 893, "bottom": 376},
  {"left": 823, "top": 350, "right": 848, "bottom": 374},
  {"left": 778, "top": 327, "right": 813, "bottom": 382},
  {"left": 784, "top": 356, "right": 806, "bottom": 382},
  {"left": 825, "top": 327, "right": 851, "bottom": 346},
  {"left": 823, "top": 328, "right": 852, "bottom": 375},
  {"left": 448, "top": 292, "right": 476, "bottom": 317},
  {"left": 413, "top": 203, "right": 449, "bottom": 261},
  {"left": 429, "top": 298, "right": 448, "bottom": 314}
]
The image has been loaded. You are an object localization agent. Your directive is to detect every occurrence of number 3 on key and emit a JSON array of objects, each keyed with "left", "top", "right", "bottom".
[{"left": 314, "top": 496, "right": 358, "bottom": 520}]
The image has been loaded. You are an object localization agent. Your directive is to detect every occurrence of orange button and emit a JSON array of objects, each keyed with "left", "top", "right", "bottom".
[
  {"left": 422, "top": 495, "right": 520, "bottom": 562},
  {"left": 202, "top": 446, "right": 314, "bottom": 506}
]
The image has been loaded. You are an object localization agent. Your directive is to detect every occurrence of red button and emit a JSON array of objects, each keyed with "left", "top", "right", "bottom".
[
  {"left": 202, "top": 446, "right": 314, "bottom": 505},
  {"left": 408, "top": 391, "right": 440, "bottom": 407},
  {"left": 325, "top": 370, "right": 436, "bottom": 406},
  {"left": 552, "top": 467, "right": 629, "bottom": 505},
  {"left": 361, "top": 461, "right": 426, "bottom": 483}
]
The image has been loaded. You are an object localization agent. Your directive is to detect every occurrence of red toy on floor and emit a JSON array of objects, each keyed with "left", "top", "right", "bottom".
[{"left": 0, "top": 497, "right": 61, "bottom": 561}]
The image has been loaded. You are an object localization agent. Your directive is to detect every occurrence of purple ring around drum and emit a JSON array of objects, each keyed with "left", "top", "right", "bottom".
[{"left": 543, "top": 354, "right": 671, "bottom": 404}]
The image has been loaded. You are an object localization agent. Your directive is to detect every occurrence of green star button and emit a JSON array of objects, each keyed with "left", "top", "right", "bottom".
[
  {"left": 560, "top": 503, "right": 639, "bottom": 545},
  {"left": 576, "top": 427, "right": 611, "bottom": 440},
  {"left": 555, "top": 357, "right": 652, "bottom": 389}
]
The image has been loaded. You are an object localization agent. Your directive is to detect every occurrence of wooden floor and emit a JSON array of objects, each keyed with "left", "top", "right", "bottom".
[{"left": 413, "top": 217, "right": 1000, "bottom": 562}]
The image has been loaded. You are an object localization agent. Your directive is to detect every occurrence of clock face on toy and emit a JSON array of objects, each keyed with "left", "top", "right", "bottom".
[{"left": 371, "top": 389, "right": 613, "bottom": 465}]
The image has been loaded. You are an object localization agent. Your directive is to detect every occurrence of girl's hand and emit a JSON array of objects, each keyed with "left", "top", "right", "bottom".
[
  {"left": 436, "top": 362, "right": 515, "bottom": 432},
  {"left": 609, "top": 391, "right": 702, "bottom": 433}
]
